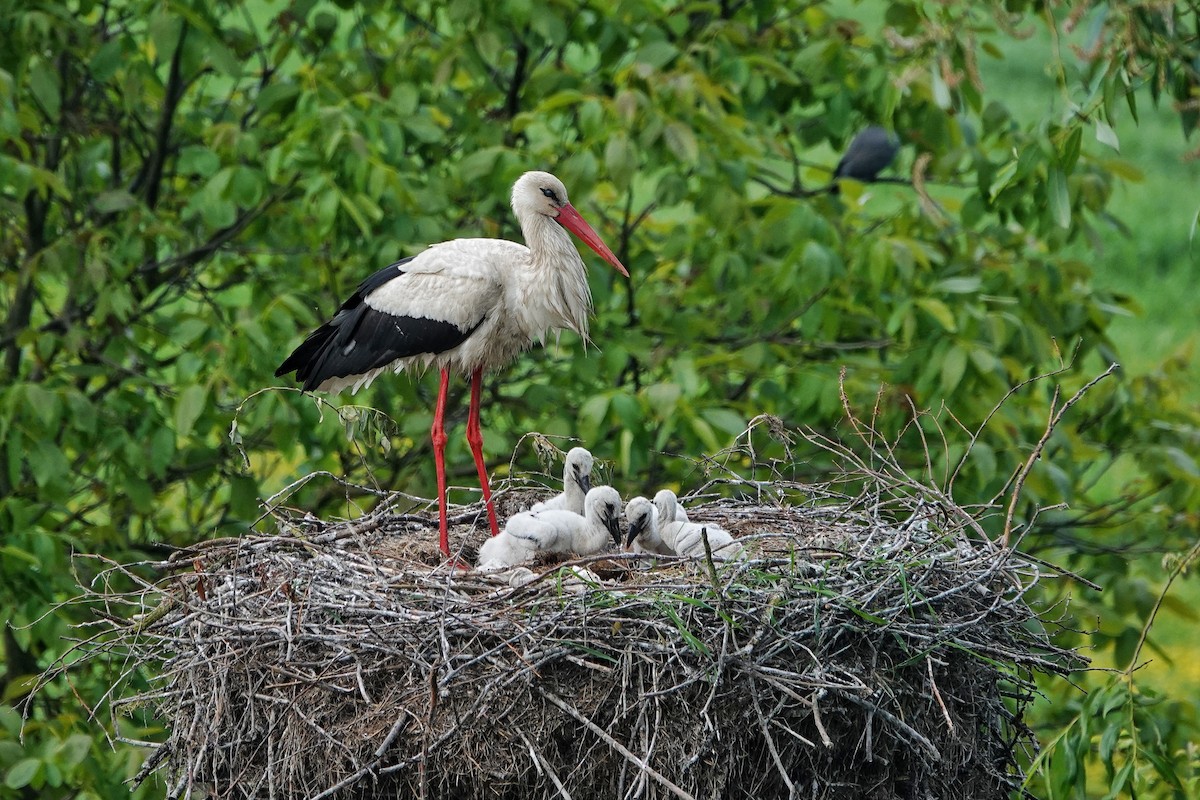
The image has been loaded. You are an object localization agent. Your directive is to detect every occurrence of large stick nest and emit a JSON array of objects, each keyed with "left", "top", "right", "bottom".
[{"left": 69, "top": 433, "right": 1085, "bottom": 800}]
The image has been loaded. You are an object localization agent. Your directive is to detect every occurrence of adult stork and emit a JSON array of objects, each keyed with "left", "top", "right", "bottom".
[{"left": 275, "top": 171, "right": 628, "bottom": 557}]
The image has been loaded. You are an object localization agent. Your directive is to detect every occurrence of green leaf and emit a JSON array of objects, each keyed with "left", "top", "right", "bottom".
[
  {"left": 0, "top": 706, "right": 20, "bottom": 737},
  {"left": 29, "top": 62, "right": 60, "bottom": 118},
  {"left": 1095, "top": 119, "right": 1120, "bottom": 151},
  {"left": 459, "top": 147, "right": 505, "bottom": 183},
  {"left": 148, "top": 426, "right": 175, "bottom": 478},
  {"left": 801, "top": 241, "right": 833, "bottom": 285},
  {"left": 89, "top": 38, "right": 124, "bottom": 81},
  {"left": 5, "top": 758, "right": 41, "bottom": 790},
  {"left": 229, "top": 475, "right": 260, "bottom": 519},
  {"left": 204, "top": 37, "right": 243, "bottom": 78},
  {"left": 604, "top": 134, "right": 636, "bottom": 189},
  {"left": 94, "top": 190, "right": 137, "bottom": 213},
  {"left": 645, "top": 383, "right": 681, "bottom": 415},
  {"left": 1164, "top": 446, "right": 1199, "bottom": 477},
  {"left": 255, "top": 82, "right": 299, "bottom": 116},
  {"left": 689, "top": 415, "right": 721, "bottom": 452},
  {"left": 636, "top": 41, "right": 677, "bottom": 69},
  {"left": 930, "top": 65, "right": 951, "bottom": 110},
  {"left": 915, "top": 298, "right": 958, "bottom": 332},
  {"left": 174, "top": 385, "right": 208, "bottom": 440},
  {"left": 178, "top": 145, "right": 221, "bottom": 177},
  {"left": 610, "top": 394, "right": 639, "bottom": 429},
  {"left": 27, "top": 441, "right": 69, "bottom": 488},
  {"left": 663, "top": 122, "right": 699, "bottom": 162},
  {"left": 700, "top": 408, "right": 745, "bottom": 437},
  {"left": 22, "top": 384, "right": 60, "bottom": 429},
  {"left": 229, "top": 166, "right": 264, "bottom": 207},
  {"left": 56, "top": 734, "right": 92, "bottom": 768},
  {"left": 1103, "top": 761, "right": 1134, "bottom": 799},
  {"left": 1059, "top": 126, "right": 1082, "bottom": 172},
  {"left": 0, "top": 546, "right": 40, "bottom": 567},
  {"left": 530, "top": 10, "right": 566, "bottom": 42},
  {"left": 657, "top": 603, "right": 709, "bottom": 655},
  {"left": 578, "top": 395, "right": 610, "bottom": 438},
  {"left": 941, "top": 345, "right": 968, "bottom": 395},
  {"left": 933, "top": 276, "right": 982, "bottom": 294},
  {"left": 535, "top": 90, "right": 584, "bottom": 113},
  {"left": 1048, "top": 166, "right": 1071, "bottom": 228}
]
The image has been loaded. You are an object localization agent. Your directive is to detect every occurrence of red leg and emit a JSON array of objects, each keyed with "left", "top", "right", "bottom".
[
  {"left": 431, "top": 368, "right": 451, "bottom": 556},
  {"left": 466, "top": 367, "right": 500, "bottom": 536}
]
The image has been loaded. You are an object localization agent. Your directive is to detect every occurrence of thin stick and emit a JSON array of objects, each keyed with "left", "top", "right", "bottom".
[
  {"left": 521, "top": 732, "right": 574, "bottom": 800},
  {"left": 1002, "top": 363, "right": 1119, "bottom": 546},
  {"left": 751, "top": 679, "right": 796, "bottom": 794},
  {"left": 538, "top": 688, "right": 696, "bottom": 800},
  {"left": 927, "top": 658, "right": 955, "bottom": 732}
]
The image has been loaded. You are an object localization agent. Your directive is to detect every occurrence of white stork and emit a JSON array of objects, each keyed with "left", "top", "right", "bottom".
[
  {"left": 276, "top": 172, "right": 628, "bottom": 558},
  {"left": 530, "top": 446, "right": 595, "bottom": 514},
  {"left": 477, "top": 486, "right": 623, "bottom": 569}
]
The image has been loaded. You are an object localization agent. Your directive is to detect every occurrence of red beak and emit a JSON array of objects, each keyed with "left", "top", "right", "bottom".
[{"left": 555, "top": 203, "right": 630, "bottom": 277}]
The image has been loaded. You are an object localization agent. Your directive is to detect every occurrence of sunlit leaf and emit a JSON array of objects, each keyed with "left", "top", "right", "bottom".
[{"left": 1095, "top": 119, "right": 1120, "bottom": 151}]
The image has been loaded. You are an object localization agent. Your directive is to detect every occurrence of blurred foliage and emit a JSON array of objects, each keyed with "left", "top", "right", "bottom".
[{"left": 1, "top": 0, "right": 1198, "bottom": 796}]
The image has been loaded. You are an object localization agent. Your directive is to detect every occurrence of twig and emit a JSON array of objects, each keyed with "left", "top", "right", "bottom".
[
  {"left": 521, "top": 732, "right": 574, "bottom": 800},
  {"left": 1002, "top": 363, "right": 1120, "bottom": 546},
  {"left": 538, "top": 688, "right": 696, "bottom": 800},
  {"left": 928, "top": 658, "right": 955, "bottom": 732}
]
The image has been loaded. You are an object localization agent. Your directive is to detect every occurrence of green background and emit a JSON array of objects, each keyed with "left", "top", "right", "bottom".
[{"left": 2, "top": 0, "right": 1198, "bottom": 796}]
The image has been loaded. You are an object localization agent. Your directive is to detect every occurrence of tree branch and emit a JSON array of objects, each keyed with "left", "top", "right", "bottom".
[{"left": 131, "top": 21, "right": 189, "bottom": 209}]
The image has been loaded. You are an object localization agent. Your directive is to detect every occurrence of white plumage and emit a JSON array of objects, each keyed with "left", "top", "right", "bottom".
[
  {"left": 628, "top": 493, "right": 743, "bottom": 560},
  {"left": 624, "top": 496, "right": 674, "bottom": 556},
  {"left": 660, "top": 518, "right": 744, "bottom": 560},
  {"left": 477, "top": 486, "right": 623, "bottom": 570},
  {"left": 530, "top": 447, "right": 595, "bottom": 514},
  {"left": 653, "top": 488, "right": 690, "bottom": 526},
  {"left": 277, "top": 171, "right": 627, "bottom": 557}
]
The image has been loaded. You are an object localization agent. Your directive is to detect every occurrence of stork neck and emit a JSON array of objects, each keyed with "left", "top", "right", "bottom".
[
  {"left": 515, "top": 213, "right": 593, "bottom": 339},
  {"left": 522, "top": 213, "right": 584, "bottom": 271}
]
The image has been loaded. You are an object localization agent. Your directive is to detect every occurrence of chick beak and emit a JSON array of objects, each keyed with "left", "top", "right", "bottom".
[
  {"left": 574, "top": 468, "right": 592, "bottom": 495},
  {"left": 625, "top": 516, "right": 646, "bottom": 548},
  {"left": 606, "top": 512, "right": 622, "bottom": 546}
]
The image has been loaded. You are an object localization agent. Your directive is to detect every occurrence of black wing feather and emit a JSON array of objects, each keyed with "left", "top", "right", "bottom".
[{"left": 276, "top": 257, "right": 481, "bottom": 392}]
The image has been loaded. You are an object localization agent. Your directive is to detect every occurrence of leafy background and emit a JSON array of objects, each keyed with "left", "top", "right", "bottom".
[{"left": 1, "top": 0, "right": 1198, "bottom": 796}]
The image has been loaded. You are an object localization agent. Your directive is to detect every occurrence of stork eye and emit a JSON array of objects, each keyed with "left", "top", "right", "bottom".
[{"left": 540, "top": 187, "right": 559, "bottom": 202}]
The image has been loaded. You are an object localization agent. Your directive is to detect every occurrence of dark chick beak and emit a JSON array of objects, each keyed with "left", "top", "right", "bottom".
[
  {"left": 574, "top": 467, "right": 592, "bottom": 495},
  {"left": 625, "top": 516, "right": 646, "bottom": 548},
  {"left": 605, "top": 510, "right": 622, "bottom": 546}
]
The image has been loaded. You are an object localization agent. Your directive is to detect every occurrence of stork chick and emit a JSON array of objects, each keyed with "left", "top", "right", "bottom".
[
  {"left": 661, "top": 517, "right": 744, "bottom": 561},
  {"left": 624, "top": 496, "right": 674, "bottom": 556},
  {"left": 530, "top": 446, "right": 594, "bottom": 514},
  {"left": 653, "top": 488, "right": 690, "bottom": 526},
  {"left": 647, "top": 491, "right": 743, "bottom": 559},
  {"left": 477, "top": 486, "right": 623, "bottom": 570}
]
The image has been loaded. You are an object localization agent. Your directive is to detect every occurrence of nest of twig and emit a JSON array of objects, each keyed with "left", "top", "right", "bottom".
[{"left": 66, "top": 427, "right": 1086, "bottom": 800}]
